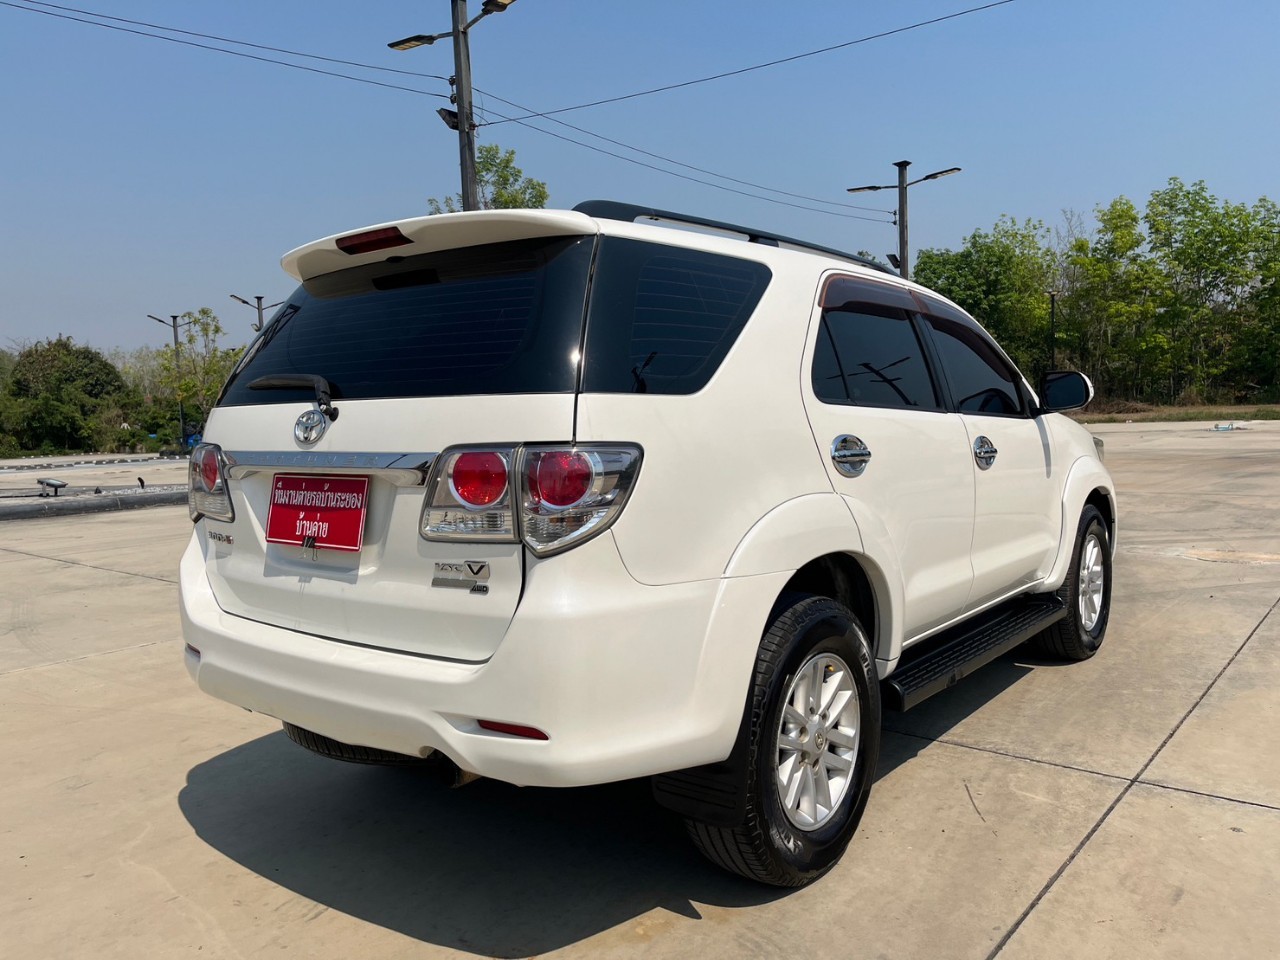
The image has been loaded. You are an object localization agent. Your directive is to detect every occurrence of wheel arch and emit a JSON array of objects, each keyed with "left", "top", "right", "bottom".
[
  {"left": 1044, "top": 457, "right": 1117, "bottom": 590},
  {"left": 722, "top": 493, "right": 902, "bottom": 670}
]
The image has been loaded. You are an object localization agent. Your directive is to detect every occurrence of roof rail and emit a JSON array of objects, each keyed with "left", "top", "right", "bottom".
[{"left": 573, "top": 200, "right": 895, "bottom": 276}]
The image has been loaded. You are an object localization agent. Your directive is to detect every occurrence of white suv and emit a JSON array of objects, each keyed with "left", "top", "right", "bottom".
[{"left": 180, "top": 201, "right": 1115, "bottom": 887}]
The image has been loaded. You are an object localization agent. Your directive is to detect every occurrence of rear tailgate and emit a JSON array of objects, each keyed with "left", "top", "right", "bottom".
[
  {"left": 199, "top": 396, "right": 570, "bottom": 663},
  {"left": 198, "top": 222, "right": 596, "bottom": 663}
]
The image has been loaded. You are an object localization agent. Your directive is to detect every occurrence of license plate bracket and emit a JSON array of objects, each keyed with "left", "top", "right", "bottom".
[{"left": 265, "top": 474, "right": 370, "bottom": 553}]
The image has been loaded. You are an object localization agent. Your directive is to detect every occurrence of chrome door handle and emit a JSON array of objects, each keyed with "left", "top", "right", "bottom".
[
  {"left": 831, "top": 435, "right": 872, "bottom": 477},
  {"left": 973, "top": 435, "right": 998, "bottom": 469}
]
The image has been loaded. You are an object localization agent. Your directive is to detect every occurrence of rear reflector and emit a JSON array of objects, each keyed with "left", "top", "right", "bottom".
[
  {"left": 335, "top": 226, "right": 413, "bottom": 255},
  {"left": 478, "top": 720, "right": 549, "bottom": 740}
]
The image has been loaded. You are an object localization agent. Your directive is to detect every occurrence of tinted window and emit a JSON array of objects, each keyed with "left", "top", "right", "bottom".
[
  {"left": 220, "top": 236, "right": 593, "bottom": 405},
  {"left": 924, "top": 314, "right": 1024, "bottom": 416},
  {"left": 812, "top": 304, "right": 939, "bottom": 410},
  {"left": 581, "top": 238, "right": 771, "bottom": 394}
]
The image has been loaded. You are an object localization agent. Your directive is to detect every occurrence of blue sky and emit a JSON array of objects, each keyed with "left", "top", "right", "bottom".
[{"left": 1, "top": 0, "right": 1276, "bottom": 351}]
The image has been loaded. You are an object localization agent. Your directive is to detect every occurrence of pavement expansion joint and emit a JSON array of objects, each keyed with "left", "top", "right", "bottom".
[
  {"left": 987, "top": 589, "right": 1280, "bottom": 959},
  {"left": 0, "top": 546, "right": 179, "bottom": 585},
  {"left": 0, "top": 639, "right": 170, "bottom": 678}
]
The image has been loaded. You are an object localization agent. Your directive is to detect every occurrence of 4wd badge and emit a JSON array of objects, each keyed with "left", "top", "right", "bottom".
[{"left": 432, "top": 561, "right": 491, "bottom": 594}]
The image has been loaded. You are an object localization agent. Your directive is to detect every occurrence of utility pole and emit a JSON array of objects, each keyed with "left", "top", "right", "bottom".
[
  {"left": 148, "top": 313, "right": 194, "bottom": 448},
  {"left": 451, "top": 0, "right": 479, "bottom": 210},
  {"left": 230, "top": 294, "right": 284, "bottom": 332}
]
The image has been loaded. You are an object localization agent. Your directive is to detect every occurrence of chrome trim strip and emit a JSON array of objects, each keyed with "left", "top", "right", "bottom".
[{"left": 223, "top": 451, "right": 437, "bottom": 486}]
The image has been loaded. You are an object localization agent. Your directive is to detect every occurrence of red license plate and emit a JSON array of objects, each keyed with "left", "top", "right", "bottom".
[{"left": 266, "top": 474, "right": 370, "bottom": 553}]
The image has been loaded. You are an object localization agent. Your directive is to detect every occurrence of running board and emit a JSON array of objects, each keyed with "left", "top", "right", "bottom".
[{"left": 885, "top": 595, "right": 1066, "bottom": 711}]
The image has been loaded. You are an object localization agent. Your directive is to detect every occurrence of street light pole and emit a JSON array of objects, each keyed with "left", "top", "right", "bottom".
[
  {"left": 1049, "top": 289, "right": 1059, "bottom": 371},
  {"left": 895, "top": 160, "right": 911, "bottom": 281},
  {"left": 148, "top": 313, "right": 193, "bottom": 448},
  {"left": 848, "top": 162, "right": 962, "bottom": 281},
  {"left": 388, "top": 0, "right": 519, "bottom": 212},
  {"left": 230, "top": 294, "right": 284, "bottom": 332},
  {"left": 451, "top": 0, "right": 479, "bottom": 211}
]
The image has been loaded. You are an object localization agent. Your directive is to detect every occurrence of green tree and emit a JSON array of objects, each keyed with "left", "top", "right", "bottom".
[
  {"left": 428, "top": 144, "right": 549, "bottom": 214},
  {"left": 157, "top": 309, "right": 244, "bottom": 429},
  {"left": 0, "top": 336, "right": 134, "bottom": 452},
  {"left": 1062, "top": 197, "right": 1167, "bottom": 400},
  {"left": 1143, "top": 178, "right": 1260, "bottom": 401},
  {"left": 913, "top": 216, "right": 1055, "bottom": 374}
]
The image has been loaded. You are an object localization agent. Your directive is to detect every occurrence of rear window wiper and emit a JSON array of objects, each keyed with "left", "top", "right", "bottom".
[{"left": 248, "top": 374, "right": 340, "bottom": 421}]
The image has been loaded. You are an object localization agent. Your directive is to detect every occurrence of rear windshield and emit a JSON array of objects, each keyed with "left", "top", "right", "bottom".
[
  {"left": 219, "top": 233, "right": 771, "bottom": 406},
  {"left": 220, "top": 236, "right": 593, "bottom": 404}
]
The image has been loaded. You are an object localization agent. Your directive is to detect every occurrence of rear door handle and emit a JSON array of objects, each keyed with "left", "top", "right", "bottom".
[{"left": 831, "top": 435, "right": 872, "bottom": 477}]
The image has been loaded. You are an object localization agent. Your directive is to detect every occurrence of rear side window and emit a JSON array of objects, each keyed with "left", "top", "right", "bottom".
[
  {"left": 813, "top": 304, "right": 939, "bottom": 411},
  {"left": 219, "top": 236, "right": 594, "bottom": 405},
  {"left": 581, "top": 238, "right": 771, "bottom": 394}
]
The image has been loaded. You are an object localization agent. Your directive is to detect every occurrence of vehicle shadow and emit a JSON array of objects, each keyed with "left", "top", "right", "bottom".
[
  {"left": 179, "top": 733, "right": 784, "bottom": 957},
  {"left": 180, "top": 651, "right": 1046, "bottom": 955}
]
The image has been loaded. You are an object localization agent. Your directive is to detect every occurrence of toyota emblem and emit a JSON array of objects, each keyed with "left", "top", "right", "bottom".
[{"left": 294, "top": 409, "right": 328, "bottom": 445}]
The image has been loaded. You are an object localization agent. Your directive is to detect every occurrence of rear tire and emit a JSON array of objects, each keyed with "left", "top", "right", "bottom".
[
  {"left": 686, "top": 595, "right": 880, "bottom": 887},
  {"left": 1036, "top": 505, "right": 1112, "bottom": 661},
  {"left": 282, "top": 722, "right": 428, "bottom": 766}
]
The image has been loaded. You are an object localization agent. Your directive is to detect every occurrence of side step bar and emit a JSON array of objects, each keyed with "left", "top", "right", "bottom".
[{"left": 885, "top": 595, "right": 1066, "bottom": 711}]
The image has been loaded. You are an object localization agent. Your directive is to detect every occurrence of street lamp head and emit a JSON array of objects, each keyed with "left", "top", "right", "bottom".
[
  {"left": 388, "top": 33, "right": 439, "bottom": 50},
  {"left": 846, "top": 184, "right": 887, "bottom": 194},
  {"left": 229, "top": 294, "right": 252, "bottom": 307},
  {"left": 147, "top": 314, "right": 167, "bottom": 325},
  {"left": 922, "top": 167, "right": 962, "bottom": 182},
  {"left": 481, "top": 0, "right": 518, "bottom": 11}
]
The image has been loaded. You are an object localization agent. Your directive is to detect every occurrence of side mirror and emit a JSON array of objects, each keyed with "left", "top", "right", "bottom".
[{"left": 1039, "top": 370, "right": 1094, "bottom": 412}]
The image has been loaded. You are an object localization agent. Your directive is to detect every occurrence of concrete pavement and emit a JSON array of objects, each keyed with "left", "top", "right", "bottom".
[{"left": 2, "top": 421, "right": 1278, "bottom": 959}]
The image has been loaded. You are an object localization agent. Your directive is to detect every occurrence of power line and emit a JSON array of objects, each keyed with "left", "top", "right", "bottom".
[
  {"left": 0, "top": 1, "right": 452, "bottom": 99},
  {"left": 16, "top": 0, "right": 892, "bottom": 214},
  {"left": 474, "top": 102, "right": 895, "bottom": 224},
  {"left": 16, "top": 0, "right": 452, "bottom": 83},
  {"left": 471, "top": 86, "right": 894, "bottom": 215},
  {"left": 483, "top": 0, "right": 1025, "bottom": 125},
  {"left": 1, "top": 0, "right": 895, "bottom": 221}
]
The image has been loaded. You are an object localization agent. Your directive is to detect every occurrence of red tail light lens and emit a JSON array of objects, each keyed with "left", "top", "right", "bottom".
[
  {"left": 451, "top": 451, "right": 508, "bottom": 507},
  {"left": 527, "top": 450, "right": 592, "bottom": 508},
  {"left": 199, "top": 448, "right": 220, "bottom": 493}
]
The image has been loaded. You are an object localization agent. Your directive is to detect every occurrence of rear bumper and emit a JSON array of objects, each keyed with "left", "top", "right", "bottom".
[{"left": 180, "top": 532, "right": 789, "bottom": 787}]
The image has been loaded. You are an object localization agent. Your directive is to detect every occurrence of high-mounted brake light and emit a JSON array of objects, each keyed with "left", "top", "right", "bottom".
[
  {"left": 189, "top": 443, "right": 234, "bottom": 523},
  {"left": 335, "top": 226, "right": 413, "bottom": 255}
]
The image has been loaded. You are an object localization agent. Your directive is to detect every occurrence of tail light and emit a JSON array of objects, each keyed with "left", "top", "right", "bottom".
[
  {"left": 422, "top": 447, "right": 517, "bottom": 541},
  {"left": 189, "top": 443, "right": 234, "bottom": 522},
  {"left": 520, "top": 445, "right": 641, "bottom": 556},
  {"left": 421, "top": 444, "right": 642, "bottom": 555}
]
